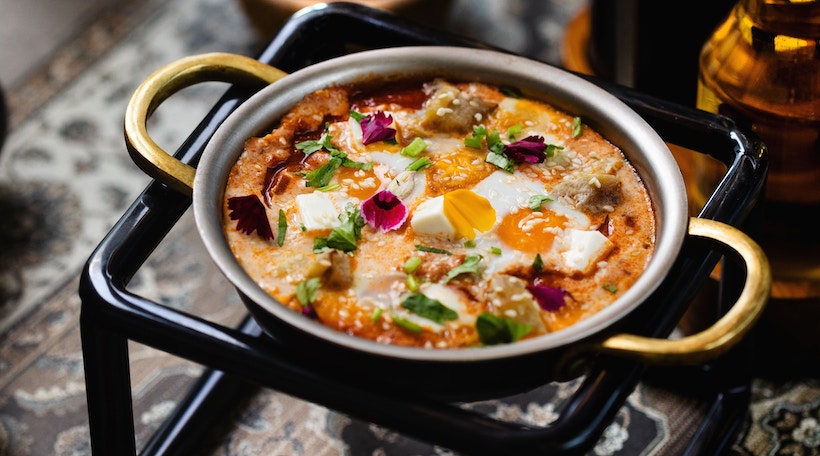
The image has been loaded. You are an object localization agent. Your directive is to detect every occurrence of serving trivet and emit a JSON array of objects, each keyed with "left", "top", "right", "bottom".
[{"left": 79, "top": 3, "right": 767, "bottom": 455}]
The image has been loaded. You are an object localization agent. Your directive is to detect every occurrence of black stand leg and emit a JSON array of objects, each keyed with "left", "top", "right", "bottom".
[{"left": 80, "top": 303, "right": 138, "bottom": 456}]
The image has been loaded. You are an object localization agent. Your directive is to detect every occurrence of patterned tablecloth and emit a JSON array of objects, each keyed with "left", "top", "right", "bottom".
[{"left": 0, "top": 0, "right": 818, "bottom": 454}]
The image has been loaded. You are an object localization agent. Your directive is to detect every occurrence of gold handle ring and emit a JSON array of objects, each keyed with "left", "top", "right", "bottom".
[{"left": 124, "top": 52, "right": 288, "bottom": 195}]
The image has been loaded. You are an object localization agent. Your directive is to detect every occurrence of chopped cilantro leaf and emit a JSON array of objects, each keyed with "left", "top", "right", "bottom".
[
  {"left": 476, "top": 312, "right": 532, "bottom": 345},
  {"left": 485, "top": 151, "right": 514, "bottom": 173},
  {"left": 533, "top": 254, "right": 544, "bottom": 271},
  {"left": 401, "top": 293, "right": 458, "bottom": 324},
  {"left": 528, "top": 194, "right": 553, "bottom": 211},
  {"left": 296, "top": 277, "right": 320, "bottom": 307},
  {"left": 443, "top": 254, "right": 483, "bottom": 283},
  {"left": 349, "top": 110, "right": 364, "bottom": 122},
  {"left": 313, "top": 204, "right": 364, "bottom": 253}
]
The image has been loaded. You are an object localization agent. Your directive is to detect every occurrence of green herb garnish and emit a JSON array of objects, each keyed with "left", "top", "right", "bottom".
[
  {"left": 476, "top": 312, "right": 533, "bottom": 345},
  {"left": 277, "top": 209, "right": 287, "bottom": 247},
  {"left": 392, "top": 313, "right": 422, "bottom": 333},
  {"left": 349, "top": 110, "right": 364, "bottom": 122},
  {"left": 603, "top": 284, "right": 618, "bottom": 293},
  {"left": 507, "top": 124, "right": 522, "bottom": 140},
  {"left": 533, "top": 254, "right": 544, "bottom": 272},
  {"left": 490, "top": 246, "right": 503, "bottom": 255},
  {"left": 415, "top": 244, "right": 452, "bottom": 255},
  {"left": 572, "top": 117, "right": 582, "bottom": 138},
  {"left": 406, "top": 156, "right": 432, "bottom": 171},
  {"left": 403, "top": 256, "right": 422, "bottom": 274},
  {"left": 313, "top": 203, "right": 365, "bottom": 253},
  {"left": 528, "top": 194, "right": 553, "bottom": 211},
  {"left": 443, "top": 253, "right": 483, "bottom": 283},
  {"left": 296, "top": 277, "right": 321, "bottom": 307},
  {"left": 401, "top": 293, "right": 458, "bottom": 324},
  {"left": 400, "top": 137, "right": 428, "bottom": 157}
]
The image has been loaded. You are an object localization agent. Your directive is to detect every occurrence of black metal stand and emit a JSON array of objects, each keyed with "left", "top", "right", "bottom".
[{"left": 80, "top": 3, "right": 767, "bottom": 455}]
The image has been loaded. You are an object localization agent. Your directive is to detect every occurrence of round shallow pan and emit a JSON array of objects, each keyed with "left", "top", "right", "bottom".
[{"left": 124, "top": 48, "right": 770, "bottom": 400}]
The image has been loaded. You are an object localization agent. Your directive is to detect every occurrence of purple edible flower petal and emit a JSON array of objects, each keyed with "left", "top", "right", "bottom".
[
  {"left": 301, "top": 305, "right": 317, "bottom": 319},
  {"left": 504, "top": 135, "right": 547, "bottom": 164},
  {"left": 526, "top": 284, "right": 571, "bottom": 312},
  {"left": 361, "top": 190, "right": 408, "bottom": 232},
  {"left": 361, "top": 111, "right": 396, "bottom": 145},
  {"left": 227, "top": 195, "right": 274, "bottom": 240}
]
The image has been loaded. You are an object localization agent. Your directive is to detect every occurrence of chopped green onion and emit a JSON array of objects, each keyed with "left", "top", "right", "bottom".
[
  {"left": 572, "top": 117, "right": 582, "bottom": 138},
  {"left": 277, "top": 209, "right": 287, "bottom": 247},
  {"left": 370, "top": 307, "right": 382, "bottom": 322},
  {"left": 400, "top": 137, "right": 428, "bottom": 157},
  {"left": 403, "top": 256, "right": 422, "bottom": 274},
  {"left": 507, "top": 124, "right": 522, "bottom": 140},
  {"left": 406, "top": 274, "right": 419, "bottom": 292},
  {"left": 406, "top": 156, "right": 432, "bottom": 171},
  {"left": 415, "top": 244, "right": 452, "bottom": 255},
  {"left": 317, "top": 183, "right": 340, "bottom": 192},
  {"left": 463, "top": 240, "right": 476, "bottom": 248},
  {"left": 490, "top": 246, "right": 503, "bottom": 255},
  {"left": 603, "top": 284, "right": 618, "bottom": 293},
  {"left": 392, "top": 313, "right": 422, "bottom": 333}
]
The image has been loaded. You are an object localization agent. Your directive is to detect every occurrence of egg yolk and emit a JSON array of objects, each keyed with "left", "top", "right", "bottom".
[
  {"left": 497, "top": 208, "right": 568, "bottom": 253},
  {"left": 443, "top": 189, "right": 496, "bottom": 240},
  {"left": 335, "top": 165, "right": 382, "bottom": 201}
]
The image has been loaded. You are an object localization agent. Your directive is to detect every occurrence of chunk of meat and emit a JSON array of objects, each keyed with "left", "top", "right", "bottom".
[
  {"left": 486, "top": 275, "right": 546, "bottom": 335},
  {"left": 244, "top": 88, "right": 350, "bottom": 167},
  {"left": 420, "top": 79, "right": 497, "bottom": 134},
  {"left": 552, "top": 173, "right": 621, "bottom": 213}
]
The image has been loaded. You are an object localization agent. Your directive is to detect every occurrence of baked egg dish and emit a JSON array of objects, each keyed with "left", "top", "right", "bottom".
[{"left": 223, "top": 77, "right": 656, "bottom": 348}]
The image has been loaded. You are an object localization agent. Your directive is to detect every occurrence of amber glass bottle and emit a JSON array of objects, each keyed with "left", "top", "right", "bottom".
[{"left": 695, "top": 0, "right": 820, "bottom": 304}]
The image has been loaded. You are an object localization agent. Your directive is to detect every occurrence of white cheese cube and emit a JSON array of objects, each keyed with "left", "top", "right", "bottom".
[
  {"left": 410, "top": 195, "right": 455, "bottom": 237},
  {"left": 560, "top": 229, "right": 614, "bottom": 274},
  {"left": 295, "top": 192, "right": 340, "bottom": 231}
]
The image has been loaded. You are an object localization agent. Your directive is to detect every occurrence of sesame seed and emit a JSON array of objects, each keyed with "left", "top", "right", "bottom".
[{"left": 437, "top": 107, "right": 454, "bottom": 116}]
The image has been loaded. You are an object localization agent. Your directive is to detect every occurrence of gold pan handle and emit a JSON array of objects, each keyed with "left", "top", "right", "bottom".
[
  {"left": 597, "top": 217, "right": 770, "bottom": 365},
  {"left": 124, "top": 52, "right": 288, "bottom": 195}
]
